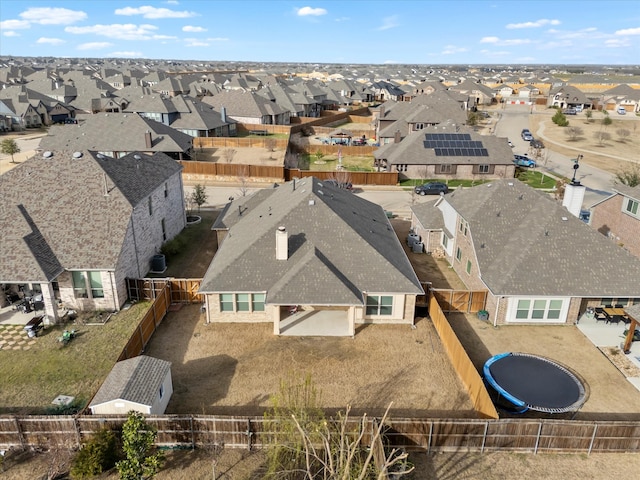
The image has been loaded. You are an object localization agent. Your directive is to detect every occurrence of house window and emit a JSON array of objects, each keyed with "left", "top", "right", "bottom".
[
  {"left": 514, "top": 298, "right": 566, "bottom": 321},
  {"left": 159, "top": 384, "right": 165, "bottom": 399},
  {"left": 72, "top": 271, "right": 88, "bottom": 298},
  {"left": 459, "top": 219, "right": 468, "bottom": 236},
  {"left": 366, "top": 295, "right": 393, "bottom": 316},
  {"left": 442, "top": 234, "right": 449, "bottom": 249},
  {"left": 220, "top": 293, "right": 265, "bottom": 312},
  {"left": 456, "top": 247, "right": 462, "bottom": 262},
  {"left": 164, "top": 182, "right": 168, "bottom": 198},
  {"left": 414, "top": 123, "right": 424, "bottom": 130},
  {"left": 161, "top": 219, "right": 167, "bottom": 241},
  {"left": 72, "top": 271, "right": 104, "bottom": 299},
  {"left": 148, "top": 197, "right": 153, "bottom": 215},
  {"left": 395, "top": 164, "right": 407, "bottom": 172},
  {"left": 220, "top": 294, "right": 234, "bottom": 312},
  {"left": 466, "top": 260, "right": 472, "bottom": 274},
  {"left": 439, "top": 164, "right": 453, "bottom": 174},
  {"left": 478, "top": 164, "right": 490, "bottom": 173},
  {"left": 624, "top": 198, "right": 639, "bottom": 217}
]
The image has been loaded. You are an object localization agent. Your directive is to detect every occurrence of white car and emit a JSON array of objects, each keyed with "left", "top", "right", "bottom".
[{"left": 617, "top": 107, "right": 627, "bottom": 115}]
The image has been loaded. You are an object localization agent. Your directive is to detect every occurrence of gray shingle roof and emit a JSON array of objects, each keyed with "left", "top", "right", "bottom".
[
  {"left": 0, "top": 150, "right": 181, "bottom": 282},
  {"left": 90, "top": 355, "right": 171, "bottom": 408},
  {"left": 200, "top": 178, "right": 423, "bottom": 304},
  {"left": 38, "top": 113, "right": 193, "bottom": 155},
  {"left": 438, "top": 180, "right": 640, "bottom": 297}
]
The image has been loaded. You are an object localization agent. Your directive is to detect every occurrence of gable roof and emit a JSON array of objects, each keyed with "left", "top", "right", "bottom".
[
  {"left": 200, "top": 178, "right": 423, "bottom": 304},
  {"left": 38, "top": 113, "right": 193, "bottom": 154},
  {"left": 0, "top": 150, "right": 181, "bottom": 282},
  {"left": 90, "top": 355, "right": 171, "bottom": 408},
  {"left": 431, "top": 180, "right": 640, "bottom": 297}
]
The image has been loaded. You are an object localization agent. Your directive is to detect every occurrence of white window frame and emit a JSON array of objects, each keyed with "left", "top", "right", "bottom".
[
  {"left": 72, "top": 271, "right": 104, "bottom": 299},
  {"left": 219, "top": 293, "right": 265, "bottom": 313},
  {"left": 623, "top": 197, "right": 639, "bottom": 218},
  {"left": 365, "top": 294, "right": 394, "bottom": 317},
  {"left": 507, "top": 297, "right": 569, "bottom": 323}
]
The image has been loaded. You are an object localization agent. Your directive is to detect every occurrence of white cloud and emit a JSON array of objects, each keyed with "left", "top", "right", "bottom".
[
  {"left": 185, "top": 38, "right": 209, "bottom": 47},
  {"left": 182, "top": 25, "right": 207, "bottom": 32},
  {"left": 165, "top": 0, "right": 179, "bottom": 4},
  {"left": 115, "top": 6, "right": 197, "bottom": 19},
  {"left": 65, "top": 23, "right": 177, "bottom": 41},
  {"left": 20, "top": 7, "right": 87, "bottom": 25},
  {"left": 109, "top": 51, "right": 143, "bottom": 57},
  {"left": 296, "top": 7, "right": 328, "bottom": 16},
  {"left": 377, "top": 15, "right": 399, "bottom": 31},
  {"left": 77, "top": 42, "right": 114, "bottom": 50},
  {"left": 0, "top": 19, "right": 31, "bottom": 30},
  {"left": 502, "top": 38, "right": 531, "bottom": 46},
  {"left": 605, "top": 38, "right": 630, "bottom": 48},
  {"left": 335, "top": 17, "right": 349, "bottom": 22},
  {"left": 206, "top": 37, "right": 228, "bottom": 41},
  {"left": 441, "top": 45, "right": 468, "bottom": 55},
  {"left": 506, "top": 19, "right": 560, "bottom": 29},
  {"left": 36, "top": 37, "right": 66, "bottom": 45},
  {"left": 480, "top": 36, "right": 500, "bottom": 44},
  {"left": 479, "top": 49, "right": 510, "bottom": 57},
  {"left": 2, "top": 31, "right": 20, "bottom": 37},
  {"left": 616, "top": 27, "right": 640, "bottom": 35}
]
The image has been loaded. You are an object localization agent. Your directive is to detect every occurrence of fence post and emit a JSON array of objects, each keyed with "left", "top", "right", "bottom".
[
  {"left": 481, "top": 421, "right": 488, "bottom": 453},
  {"left": 246, "top": 419, "right": 253, "bottom": 451},
  {"left": 13, "top": 416, "right": 25, "bottom": 449},
  {"left": 534, "top": 421, "right": 543, "bottom": 454},
  {"left": 74, "top": 417, "right": 82, "bottom": 448},
  {"left": 427, "top": 421, "right": 433, "bottom": 453},
  {"left": 190, "top": 416, "right": 195, "bottom": 449},
  {"left": 587, "top": 423, "right": 598, "bottom": 455}
]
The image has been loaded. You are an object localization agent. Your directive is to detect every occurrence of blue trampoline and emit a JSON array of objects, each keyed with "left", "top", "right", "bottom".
[{"left": 483, "top": 352, "right": 587, "bottom": 414}]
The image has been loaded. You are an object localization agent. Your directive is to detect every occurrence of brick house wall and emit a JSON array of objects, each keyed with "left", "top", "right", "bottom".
[
  {"left": 399, "top": 163, "right": 515, "bottom": 182},
  {"left": 591, "top": 194, "right": 640, "bottom": 259}
]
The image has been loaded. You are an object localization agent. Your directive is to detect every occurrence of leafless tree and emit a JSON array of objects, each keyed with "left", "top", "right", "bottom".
[
  {"left": 265, "top": 138, "right": 277, "bottom": 152},
  {"left": 46, "top": 447, "right": 73, "bottom": 480},
  {"left": 222, "top": 148, "right": 236, "bottom": 163},
  {"left": 616, "top": 128, "right": 631, "bottom": 143},
  {"left": 238, "top": 166, "right": 250, "bottom": 197},
  {"left": 614, "top": 163, "right": 640, "bottom": 187},
  {"left": 565, "top": 126, "right": 584, "bottom": 141},
  {"left": 594, "top": 130, "right": 612, "bottom": 146}
]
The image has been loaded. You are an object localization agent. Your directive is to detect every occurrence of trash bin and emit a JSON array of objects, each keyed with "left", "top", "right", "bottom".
[
  {"left": 24, "top": 315, "right": 44, "bottom": 338},
  {"left": 477, "top": 310, "right": 489, "bottom": 321}
]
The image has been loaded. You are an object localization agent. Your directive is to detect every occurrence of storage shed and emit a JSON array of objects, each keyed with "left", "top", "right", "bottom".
[{"left": 89, "top": 355, "right": 173, "bottom": 415}]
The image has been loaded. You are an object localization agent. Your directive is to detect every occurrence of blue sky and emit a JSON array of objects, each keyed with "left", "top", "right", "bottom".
[{"left": 1, "top": 1, "right": 639, "bottom": 65}]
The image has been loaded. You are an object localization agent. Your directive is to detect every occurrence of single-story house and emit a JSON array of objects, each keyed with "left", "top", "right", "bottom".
[
  {"left": 198, "top": 177, "right": 424, "bottom": 336},
  {"left": 89, "top": 355, "right": 173, "bottom": 415},
  {"left": 411, "top": 179, "right": 640, "bottom": 325}
]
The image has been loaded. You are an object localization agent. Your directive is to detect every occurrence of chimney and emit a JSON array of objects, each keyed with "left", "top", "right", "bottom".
[
  {"left": 394, "top": 130, "right": 402, "bottom": 143},
  {"left": 276, "top": 226, "right": 288, "bottom": 260},
  {"left": 221, "top": 106, "right": 227, "bottom": 123},
  {"left": 144, "top": 130, "right": 152, "bottom": 148},
  {"left": 562, "top": 182, "right": 586, "bottom": 218},
  {"left": 379, "top": 104, "right": 385, "bottom": 118}
]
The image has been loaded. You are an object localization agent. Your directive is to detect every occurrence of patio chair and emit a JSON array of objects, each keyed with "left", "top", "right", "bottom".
[
  {"left": 607, "top": 315, "right": 622, "bottom": 325},
  {"left": 594, "top": 307, "right": 607, "bottom": 323}
]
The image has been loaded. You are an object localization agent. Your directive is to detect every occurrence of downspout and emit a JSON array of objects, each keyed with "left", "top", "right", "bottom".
[
  {"left": 493, "top": 297, "right": 500, "bottom": 327},
  {"left": 109, "top": 271, "right": 118, "bottom": 311},
  {"left": 130, "top": 211, "right": 142, "bottom": 278}
]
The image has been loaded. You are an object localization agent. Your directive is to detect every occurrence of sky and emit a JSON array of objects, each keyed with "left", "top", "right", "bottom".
[{"left": 0, "top": 0, "right": 639, "bottom": 65}]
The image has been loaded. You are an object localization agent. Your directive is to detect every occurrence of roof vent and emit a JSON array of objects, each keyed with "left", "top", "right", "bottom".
[
  {"left": 507, "top": 182, "right": 514, "bottom": 186},
  {"left": 561, "top": 216, "right": 568, "bottom": 221},
  {"left": 73, "top": 151, "right": 83, "bottom": 158},
  {"left": 42, "top": 151, "right": 53, "bottom": 158},
  {"left": 134, "top": 154, "right": 141, "bottom": 160},
  {"left": 309, "top": 199, "right": 315, "bottom": 206}
]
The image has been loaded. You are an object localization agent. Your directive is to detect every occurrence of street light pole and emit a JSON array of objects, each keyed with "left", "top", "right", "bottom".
[{"left": 571, "top": 154, "right": 583, "bottom": 185}]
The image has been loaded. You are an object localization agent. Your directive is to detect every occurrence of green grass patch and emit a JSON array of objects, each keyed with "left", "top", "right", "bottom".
[
  {"left": 514, "top": 169, "right": 558, "bottom": 188},
  {"left": 399, "top": 178, "right": 490, "bottom": 188},
  {"left": 0, "top": 301, "right": 151, "bottom": 414}
]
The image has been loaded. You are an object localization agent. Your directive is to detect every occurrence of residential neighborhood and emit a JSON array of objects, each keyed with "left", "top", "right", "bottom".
[{"left": 1, "top": 54, "right": 640, "bottom": 478}]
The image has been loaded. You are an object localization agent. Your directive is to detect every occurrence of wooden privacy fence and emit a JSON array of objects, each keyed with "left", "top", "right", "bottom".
[
  {"left": 193, "top": 136, "right": 289, "bottom": 149},
  {"left": 126, "top": 278, "right": 203, "bottom": 304},
  {"left": 285, "top": 169, "right": 398, "bottom": 186},
  {"left": 179, "top": 160, "right": 285, "bottom": 180},
  {"left": 431, "top": 288, "right": 487, "bottom": 313},
  {"left": 296, "top": 144, "right": 377, "bottom": 156},
  {"left": 3, "top": 415, "right": 640, "bottom": 454},
  {"left": 428, "top": 293, "right": 498, "bottom": 419}
]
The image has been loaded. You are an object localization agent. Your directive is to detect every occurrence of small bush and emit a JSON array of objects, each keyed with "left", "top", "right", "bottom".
[
  {"left": 70, "top": 428, "right": 119, "bottom": 479},
  {"left": 161, "top": 236, "right": 186, "bottom": 256}
]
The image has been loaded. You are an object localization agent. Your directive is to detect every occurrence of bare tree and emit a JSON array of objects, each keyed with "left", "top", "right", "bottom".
[
  {"left": 565, "top": 126, "right": 584, "bottom": 141},
  {"left": 616, "top": 128, "right": 631, "bottom": 143},
  {"left": 238, "top": 166, "right": 250, "bottom": 197},
  {"left": 614, "top": 163, "right": 640, "bottom": 187},
  {"left": 585, "top": 109, "right": 593, "bottom": 123},
  {"left": 265, "top": 138, "right": 277, "bottom": 152},
  {"left": 554, "top": 179, "right": 567, "bottom": 201},
  {"left": 284, "top": 151, "right": 300, "bottom": 169},
  {"left": 594, "top": 130, "right": 612, "bottom": 146},
  {"left": 222, "top": 148, "right": 236, "bottom": 163}
]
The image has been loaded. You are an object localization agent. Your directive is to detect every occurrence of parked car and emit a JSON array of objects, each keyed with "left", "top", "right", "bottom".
[
  {"left": 323, "top": 179, "right": 353, "bottom": 191},
  {"left": 513, "top": 155, "right": 536, "bottom": 167},
  {"left": 521, "top": 129, "right": 533, "bottom": 141},
  {"left": 414, "top": 182, "right": 449, "bottom": 195},
  {"left": 530, "top": 139, "right": 545, "bottom": 149},
  {"left": 563, "top": 108, "right": 577, "bottom": 115},
  {"left": 617, "top": 107, "right": 627, "bottom": 115}
]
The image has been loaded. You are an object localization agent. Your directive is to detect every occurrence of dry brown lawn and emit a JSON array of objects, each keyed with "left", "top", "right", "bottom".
[{"left": 529, "top": 110, "right": 639, "bottom": 174}]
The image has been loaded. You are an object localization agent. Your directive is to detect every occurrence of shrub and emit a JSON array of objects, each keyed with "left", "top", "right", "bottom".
[
  {"left": 552, "top": 110, "right": 569, "bottom": 126},
  {"left": 160, "top": 236, "right": 186, "bottom": 256},
  {"left": 70, "top": 428, "right": 119, "bottom": 479}
]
